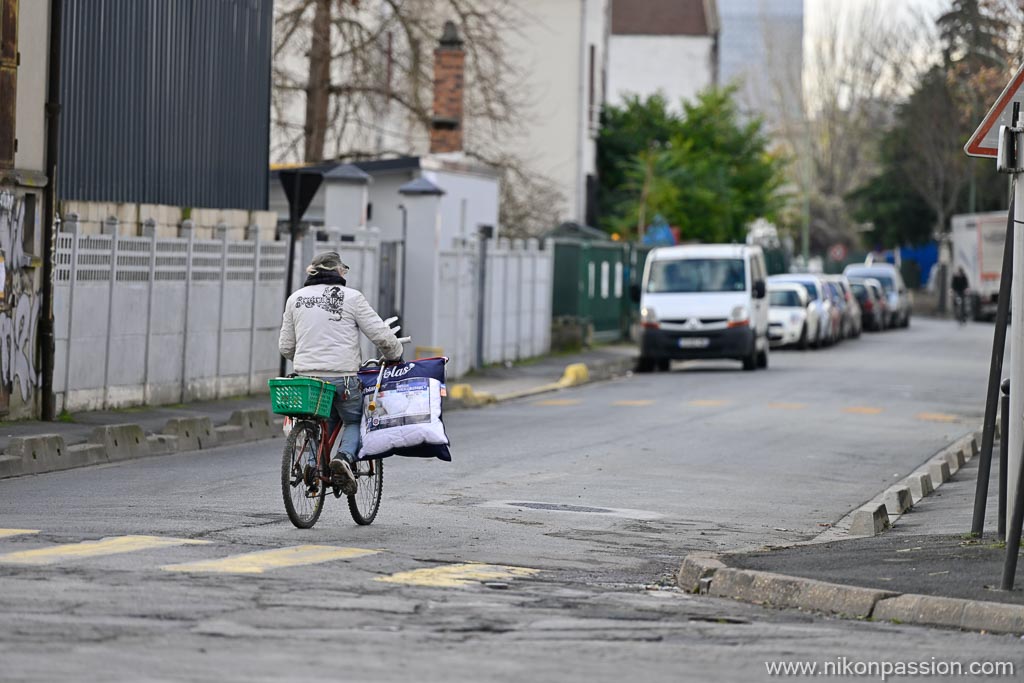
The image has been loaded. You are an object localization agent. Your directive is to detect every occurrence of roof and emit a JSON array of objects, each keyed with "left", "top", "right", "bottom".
[
  {"left": 649, "top": 244, "right": 753, "bottom": 260},
  {"left": 270, "top": 156, "right": 421, "bottom": 182},
  {"left": 611, "top": 0, "right": 718, "bottom": 36},
  {"left": 547, "top": 222, "right": 610, "bottom": 241},
  {"left": 323, "top": 164, "right": 371, "bottom": 183},
  {"left": 398, "top": 177, "right": 445, "bottom": 196}
]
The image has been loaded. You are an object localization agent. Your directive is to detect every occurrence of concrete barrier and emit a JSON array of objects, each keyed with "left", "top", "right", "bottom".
[
  {"left": 64, "top": 443, "right": 108, "bottom": 469},
  {"left": 849, "top": 503, "right": 890, "bottom": 536},
  {"left": 677, "top": 553, "right": 726, "bottom": 593},
  {"left": 928, "top": 458, "right": 951, "bottom": 484},
  {"left": 89, "top": 424, "right": 149, "bottom": 461},
  {"left": 882, "top": 486, "right": 913, "bottom": 516},
  {"left": 161, "top": 417, "right": 217, "bottom": 451},
  {"left": 228, "top": 409, "right": 277, "bottom": 440},
  {"left": 6, "top": 435, "right": 67, "bottom": 475},
  {"left": 214, "top": 425, "right": 247, "bottom": 446},
  {"left": 0, "top": 454, "right": 22, "bottom": 478},
  {"left": 906, "top": 471, "right": 934, "bottom": 503},
  {"left": 147, "top": 434, "right": 179, "bottom": 456}
]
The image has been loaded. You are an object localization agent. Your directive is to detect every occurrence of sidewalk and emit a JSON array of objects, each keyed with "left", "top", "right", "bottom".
[
  {"left": 728, "top": 452, "right": 1020, "bottom": 606},
  {"left": 0, "top": 343, "right": 638, "bottom": 474},
  {"left": 681, "top": 433, "right": 1024, "bottom": 634}
]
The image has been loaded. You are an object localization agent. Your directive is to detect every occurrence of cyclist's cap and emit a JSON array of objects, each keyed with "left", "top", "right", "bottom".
[{"left": 308, "top": 251, "right": 350, "bottom": 273}]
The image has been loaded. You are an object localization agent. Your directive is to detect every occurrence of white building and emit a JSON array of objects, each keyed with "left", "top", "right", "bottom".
[
  {"left": 502, "top": 0, "right": 609, "bottom": 227},
  {"left": 607, "top": 0, "right": 719, "bottom": 111}
]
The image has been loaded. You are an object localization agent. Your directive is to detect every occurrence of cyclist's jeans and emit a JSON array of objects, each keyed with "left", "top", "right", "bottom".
[{"left": 321, "top": 376, "right": 362, "bottom": 463}]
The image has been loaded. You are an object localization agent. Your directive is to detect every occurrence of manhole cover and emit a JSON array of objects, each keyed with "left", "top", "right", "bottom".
[{"left": 507, "top": 502, "right": 613, "bottom": 514}]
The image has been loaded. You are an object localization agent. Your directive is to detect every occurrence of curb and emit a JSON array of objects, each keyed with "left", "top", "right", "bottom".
[
  {"left": 674, "top": 426, "right": 1023, "bottom": 635},
  {"left": 0, "top": 409, "right": 283, "bottom": 481},
  {"left": 677, "top": 552, "right": 1024, "bottom": 634},
  {"left": 444, "top": 355, "right": 636, "bottom": 410},
  {"left": 826, "top": 430, "right": 980, "bottom": 540}
]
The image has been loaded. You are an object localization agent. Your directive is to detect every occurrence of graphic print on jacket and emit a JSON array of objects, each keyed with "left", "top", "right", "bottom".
[{"left": 295, "top": 287, "right": 345, "bottom": 321}]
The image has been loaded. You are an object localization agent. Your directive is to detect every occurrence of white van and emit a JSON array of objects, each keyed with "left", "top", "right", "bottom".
[{"left": 636, "top": 244, "right": 770, "bottom": 372}]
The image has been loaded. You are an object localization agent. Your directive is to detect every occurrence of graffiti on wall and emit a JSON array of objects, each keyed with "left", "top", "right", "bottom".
[{"left": 0, "top": 189, "right": 39, "bottom": 407}]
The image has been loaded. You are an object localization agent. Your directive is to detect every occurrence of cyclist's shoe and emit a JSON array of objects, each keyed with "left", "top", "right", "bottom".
[{"left": 330, "top": 458, "right": 358, "bottom": 495}]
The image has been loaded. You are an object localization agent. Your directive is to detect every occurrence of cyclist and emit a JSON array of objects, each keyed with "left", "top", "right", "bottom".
[
  {"left": 279, "top": 251, "right": 403, "bottom": 494},
  {"left": 951, "top": 266, "right": 969, "bottom": 324}
]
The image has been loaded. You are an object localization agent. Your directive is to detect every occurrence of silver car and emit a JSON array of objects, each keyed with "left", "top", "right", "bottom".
[{"left": 843, "top": 264, "right": 911, "bottom": 328}]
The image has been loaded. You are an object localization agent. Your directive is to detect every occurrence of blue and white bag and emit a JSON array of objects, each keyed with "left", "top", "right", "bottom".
[{"left": 355, "top": 357, "right": 452, "bottom": 461}]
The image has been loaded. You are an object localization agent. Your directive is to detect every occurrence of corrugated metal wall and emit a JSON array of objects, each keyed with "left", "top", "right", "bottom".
[{"left": 58, "top": 0, "right": 272, "bottom": 210}]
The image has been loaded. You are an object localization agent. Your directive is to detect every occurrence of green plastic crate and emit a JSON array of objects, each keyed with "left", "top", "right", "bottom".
[{"left": 268, "top": 377, "right": 336, "bottom": 418}]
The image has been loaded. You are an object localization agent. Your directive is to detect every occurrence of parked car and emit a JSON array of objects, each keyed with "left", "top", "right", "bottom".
[
  {"left": 849, "top": 278, "right": 886, "bottom": 331},
  {"left": 864, "top": 279, "right": 890, "bottom": 330},
  {"left": 843, "top": 263, "right": 911, "bottom": 328},
  {"left": 636, "top": 244, "right": 770, "bottom": 372},
  {"left": 825, "top": 275, "right": 862, "bottom": 338},
  {"left": 768, "top": 283, "right": 816, "bottom": 349},
  {"left": 768, "top": 275, "right": 836, "bottom": 347}
]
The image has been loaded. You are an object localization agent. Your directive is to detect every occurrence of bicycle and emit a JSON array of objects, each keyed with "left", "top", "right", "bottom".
[
  {"left": 953, "top": 290, "right": 969, "bottom": 326},
  {"left": 273, "top": 330, "right": 410, "bottom": 529}
]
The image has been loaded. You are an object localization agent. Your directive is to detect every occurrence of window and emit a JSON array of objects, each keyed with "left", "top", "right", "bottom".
[
  {"left": 646, "top": 259, "right": 747, "bottom": 294},
  {"left": 600, "top": 261, "right": 609, "bottom": 299}
]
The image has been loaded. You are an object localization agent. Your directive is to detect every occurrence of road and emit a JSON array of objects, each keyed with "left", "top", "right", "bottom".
[{"left": 1, "top": 317, "right": 1020, "bottom": 682}]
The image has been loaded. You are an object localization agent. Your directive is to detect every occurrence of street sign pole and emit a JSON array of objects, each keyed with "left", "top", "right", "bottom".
[{"left": 1009, "top": 159, "right": 1024, "bottom": 532}]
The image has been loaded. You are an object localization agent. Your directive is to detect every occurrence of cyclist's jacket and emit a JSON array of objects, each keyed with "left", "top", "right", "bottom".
[{"left": 279, "top": 271, "right": 402, "bottom": 376}]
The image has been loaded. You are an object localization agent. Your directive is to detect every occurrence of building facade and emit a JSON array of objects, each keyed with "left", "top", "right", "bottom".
[
  {"left": 717, "top": 0, "right": 804, "bottom": 130},
  {"left": 607, "top": 0, "right": 719, "bottom": 111}
]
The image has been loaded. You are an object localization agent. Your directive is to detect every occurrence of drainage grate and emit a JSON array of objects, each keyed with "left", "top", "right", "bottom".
[{"left": 507, "top": 502, "right": 614, "bottom": 514}]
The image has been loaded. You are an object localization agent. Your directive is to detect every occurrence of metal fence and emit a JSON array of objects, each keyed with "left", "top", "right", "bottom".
[{"left": 58, "top": 0, "right": 273, "bottom": 210}]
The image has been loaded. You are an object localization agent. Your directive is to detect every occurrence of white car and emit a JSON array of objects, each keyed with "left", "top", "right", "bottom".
[
  {"left": 768, "top": 283, "right": 817, "bottom": 349},
  {"left": 768, "top": 275, "right": 833, "bottom": 347}
]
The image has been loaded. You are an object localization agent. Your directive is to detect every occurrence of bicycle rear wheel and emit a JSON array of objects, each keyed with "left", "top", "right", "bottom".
[
  {"left": 348, "top": 458, "right": 383, "bottom": 525},
  {"left": 282, "top": 420, "right": 326, "bottom": 529}
]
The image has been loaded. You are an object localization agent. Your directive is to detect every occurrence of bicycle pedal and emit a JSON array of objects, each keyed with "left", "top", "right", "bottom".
[{"left": 332, "top": 486, "right": 344, "bottom": 499}]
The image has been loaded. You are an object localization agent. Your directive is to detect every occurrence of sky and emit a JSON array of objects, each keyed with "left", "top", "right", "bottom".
[{"left": 806, "top": 0, "right": 949, "bottom": 36}]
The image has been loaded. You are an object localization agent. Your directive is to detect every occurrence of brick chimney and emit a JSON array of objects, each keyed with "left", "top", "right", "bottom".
[{"left": 430, "top": 21, "right": 465, "bottom": 154}]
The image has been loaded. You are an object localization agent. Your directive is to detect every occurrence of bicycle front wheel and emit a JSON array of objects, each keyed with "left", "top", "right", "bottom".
[
  {"left": 281, "top": 420, "right": 326, "bottom": 529},
  {"left": 348, "top": 458, "right": 383, "bottom": 525}
]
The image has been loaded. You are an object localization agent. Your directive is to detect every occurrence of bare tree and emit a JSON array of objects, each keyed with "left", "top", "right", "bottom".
[
  {"left": 272, "top": 0, "right": 564, "bottom": 235},
  {"left": 762, "top": 1, "right": 931, "bottom": 252}
]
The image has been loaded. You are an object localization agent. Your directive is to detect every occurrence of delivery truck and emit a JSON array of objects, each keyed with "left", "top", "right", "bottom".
[{"left": 951, "top": 211, "right": 1006, "bottom": 321}]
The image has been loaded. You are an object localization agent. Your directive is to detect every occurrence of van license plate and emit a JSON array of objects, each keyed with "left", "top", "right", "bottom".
[{"left": 678, "top": 337, "right": 710, "bottom": 349}]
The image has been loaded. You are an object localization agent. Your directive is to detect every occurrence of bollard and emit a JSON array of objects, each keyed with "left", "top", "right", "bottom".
[
  {"left": 971, "top": 199, "right": 1015, "bottom": 537},
  {"left": 1000, "top": 379, "right": 1010, "bottom": 540},
  {"left": 1000, "top": 440, "right": 1024, "bottom": 590}
]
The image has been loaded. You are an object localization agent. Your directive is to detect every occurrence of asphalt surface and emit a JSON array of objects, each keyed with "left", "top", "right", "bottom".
[{"left": 1, "top": 317, "right": 1022, "bottom": 682}]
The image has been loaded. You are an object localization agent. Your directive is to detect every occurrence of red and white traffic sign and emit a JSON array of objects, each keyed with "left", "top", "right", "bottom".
[
  {"left": 828, "top": 243, "right": 847, "bottom": 262},
  {"left": 965, "top": 62, "right": 1024, "bottom": 158}
]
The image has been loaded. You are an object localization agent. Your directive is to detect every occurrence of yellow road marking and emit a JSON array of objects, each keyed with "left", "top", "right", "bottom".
[
  {"left": 0, "top": 535, "right": 209, "bottom": 565},
  {"left": 688, "top": 400, "right": 730, "bottom": 408},
  {"left": 843, "top": 406, "right": 883, "bottom": 415},
  {"left": 162, "top": 545, "right": 378, "bottom": 574},
  {"left": 613, "top": 400, "right": 654, "bottom": 407},
  {"left": 376, "top": 563, "right": 539, "bottom": 588},
  {"left": 768, "top": 402, "right": 807, "bottom": 411},
  {"left": 0, "top": 529, "right": 39, "bottom": 538},
  {"left": 916, "top": 412, "right": 958, "bottom": 423},
  {"left": 534, "top": 399, "right": 581, "bottom": 407}
]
